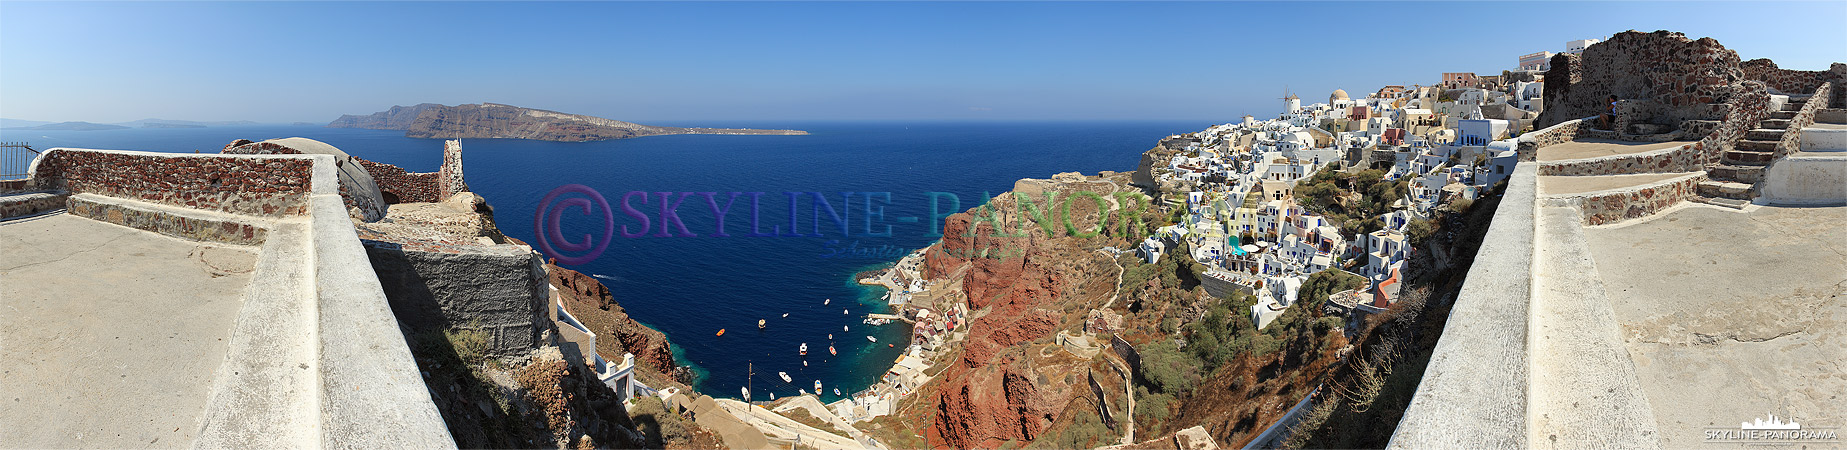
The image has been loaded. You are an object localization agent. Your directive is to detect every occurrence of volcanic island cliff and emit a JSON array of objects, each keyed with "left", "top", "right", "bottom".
[{"left": 328, "top": 103, "right": 808, "bottom": 142}]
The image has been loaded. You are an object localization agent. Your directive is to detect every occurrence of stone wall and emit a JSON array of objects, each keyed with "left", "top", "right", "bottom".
[
  {"left": 1538, "top": 31, "right": 1745, "bottom": 130},
  {"left": 1516, "top": 116, "right": 1589, "bottom": 161},
  {"left": 440, "top": 140, "right": 469, "bottom": 197},
  {"left": 1544, "top": 174, "right": 1703, "bottom": 226},
  {"left": 1537, "top": 142, "right": 1705, "bottom": 176},
  {"left": 222, "top": 138, "right": 389, "bottom": 222},
  {"left": 354, "top": 140, "right": 468, "bottom": 204},
  {"left": 354, "top": 158, "right": 444, "bottom": 203},
  {"left": 30, "top": 149, "right": 313, "bottom": 217},
  {"left": 363, "top": 238, "right": 548, "bottom": 357},
  {"left": 1778, "top": 82, "right": 1834, "bottom": 156},
  {"left": 1740, "top": 59, "right": 1847, "bottom": 99},
  {"left": 68, "top": 194, "right": 268, "bottom": 245}
]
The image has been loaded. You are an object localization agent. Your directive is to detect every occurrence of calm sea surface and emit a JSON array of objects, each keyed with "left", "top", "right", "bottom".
[{"left": 0, "top": 120, "right": 1211, "bottom": 401}]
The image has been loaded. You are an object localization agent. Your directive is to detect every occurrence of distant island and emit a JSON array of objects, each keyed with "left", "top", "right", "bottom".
[
  {"left": 120, "top": 118, "right": 260, "bottom": 128},
  {"left": 3, "top": 121, "right": 128, "bottom": 131},
  {"left": 0, "top": 118, "right": 260, "bottom": 130},
  {"left": 327, "top": 103, "right": 808, "bottom": 142}
]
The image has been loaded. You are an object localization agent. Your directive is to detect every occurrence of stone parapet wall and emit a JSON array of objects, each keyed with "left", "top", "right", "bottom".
[
  {"left": 353, "top": 158, "right": 444, "bottom": 203},
  {"left": 1740, "top": 59, "right": 1847, "bottom": 97},
  {"left": 1537, "top": 142, "right": 1705, "bottom": 176},
  {"left": 68, "top": 193, "right": 269, "bottom": 245},
  {"left": 1516, "top": 116, "right": 1589, "bottom": 161},
  {"left": 1388, "top": 162, "right": 1538, "bottom": 448},
  {"left": 29, "top": 149, "right": 314, "bottom": 217},
  {"left": 354, "top": 141, "right": 467, "bottom": 204},
  {"left": 1779, "top": 82, "right": 1834, "bottom": 157},
  {"left": 1542, "top": 174, "right": 1704, "bottom": 226}
]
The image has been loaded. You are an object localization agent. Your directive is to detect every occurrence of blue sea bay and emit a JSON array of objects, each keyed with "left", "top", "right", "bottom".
[{"left": 0, "top": 120, "right": 1210, "bottom": 401}]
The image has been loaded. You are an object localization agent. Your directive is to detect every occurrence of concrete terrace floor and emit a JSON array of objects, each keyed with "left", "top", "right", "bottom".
[
  {"left": 1538, "top": 172, "right": 1692, "bottom": 195},
  {"left": 0, "top": 213, "right": 255, "bottom": 448},
  {"left": 1583, "top": 204, "right": 1847, "bottom": 447},
  {"left": 1537, "top": 139, "right": 1694, "bottom": 161}
]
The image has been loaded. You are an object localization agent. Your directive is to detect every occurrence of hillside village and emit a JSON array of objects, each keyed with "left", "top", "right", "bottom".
[{"left": 1130, "top": 40, "right": 1591, "bottom": 333}]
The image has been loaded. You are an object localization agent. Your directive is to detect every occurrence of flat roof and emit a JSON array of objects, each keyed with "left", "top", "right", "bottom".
[{"left": 0, "top": 213, "right": 254, "bottom": 447}]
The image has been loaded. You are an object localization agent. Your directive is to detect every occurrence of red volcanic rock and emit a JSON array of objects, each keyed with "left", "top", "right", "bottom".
[
  {"left": 932, "top": 362, "right": 1051, "bottom": 449},
  {"left": 546, "top": 263, "right": 679, "bottom": 373}
]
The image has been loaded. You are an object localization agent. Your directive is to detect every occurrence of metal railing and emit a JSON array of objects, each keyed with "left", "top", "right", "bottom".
[{"left": 2, "top": 142, "right": 38, "bottom": 179}]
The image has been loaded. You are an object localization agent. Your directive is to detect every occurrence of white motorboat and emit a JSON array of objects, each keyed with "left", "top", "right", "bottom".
[{"left": 779, "top": 372, "right": 792, "bottom": 383}]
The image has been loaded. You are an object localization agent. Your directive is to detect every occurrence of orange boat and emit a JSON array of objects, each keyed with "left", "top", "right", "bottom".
[{"left": 716, "top": 329, "right": 726, "bottom": 337}]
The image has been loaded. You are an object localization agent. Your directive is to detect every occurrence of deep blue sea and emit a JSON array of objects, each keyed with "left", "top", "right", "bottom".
[{"left": 0, "top": 120, "right": 1210, "bottom": 401}]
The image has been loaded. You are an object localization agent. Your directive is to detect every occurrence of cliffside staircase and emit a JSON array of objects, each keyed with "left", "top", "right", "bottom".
[{"left": 1698, "top": 93, "right": 1815, "bottom": 205}]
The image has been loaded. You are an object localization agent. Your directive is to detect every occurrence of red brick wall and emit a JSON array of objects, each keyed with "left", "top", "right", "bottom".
[{"left": 31, "top": 149, "right": 313, "bottom": 217}]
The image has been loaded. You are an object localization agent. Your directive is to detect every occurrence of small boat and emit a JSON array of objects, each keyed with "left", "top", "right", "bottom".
[
  {"left": 828, "top": 333, "right": 833, "bottom": 340},
  {"left": 824, "top": 298, "right": 831, "bottom": 305},
  {"left": 803, "top": 360, "right": 808, "bottom": 367},
  {"left": 799, "top": 343, "right": 808, "bottom": 356},
  {"left": 770, "top": 393, "right": 776, "bottom": 400},
  {"left": 814, "top": 380, "right": 822, "bottom": 393},
  {"left": 741, "top": 386, "right": 750, "bottom": 401},
  {"left": 867, "top": 336, "right": 878, "bottom": 343},
  {"left": 833, "top": 388, "right": 841, "bottom": 397},
  {"left": 828, "top": 345, "right": 837, "bottom": 356},
  {"left": 843, "top": 309, "right": 849, "bottom": 315},
  {"left": 716, "top": 329, "right": 726, "bottom": 337},
  {"left": 780, "top": 372, "right": 792, "bottom": 383},
  {"left": 758, "top": 319, "right": 766, "bottom": 329},
  {"left": 843, "top": 325, "right": 849, "bottom": 332},
  {"left": 799, "top": 388, "right": 807, "bottom": 395},
  {"left": 888, "top": 344, "right": 894, "bottom": 348},
  {"left": 782, "top": 313, "right": 789, "bottom": 318}
]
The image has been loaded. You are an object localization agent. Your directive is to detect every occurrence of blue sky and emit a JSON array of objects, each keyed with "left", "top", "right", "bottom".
[{"left": 2, "top": 1, "right": 1842, "bottom": 124}]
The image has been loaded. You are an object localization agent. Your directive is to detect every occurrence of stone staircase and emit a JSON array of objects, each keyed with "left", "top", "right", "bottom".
[{"left": 1699, "top": 94, "right": 1814, "bottom": 202}]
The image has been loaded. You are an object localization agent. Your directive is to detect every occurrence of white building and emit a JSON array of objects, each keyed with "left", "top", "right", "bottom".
[
  {"left": 1457, "top": 119, "right": 1510, "bottom": 146},
  {"left": 1565, "top": 38, "right": 1600, "bottom": 54}
]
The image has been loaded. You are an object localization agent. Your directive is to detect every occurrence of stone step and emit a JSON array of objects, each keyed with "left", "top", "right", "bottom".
[
  {"left": 1708, "top": 164, "right": 1767, "bottom": 184},
  {"left": 1693, "top": 195, "right": 1751, "bottom": 209},
  {"left": 1762, "top": 119, "right": 1792, "bottom": 129},
  {"left": 0, "top": 190, "right": 68, "bottom": 220},
  {"left": 1771, "top": 111, "right": 1799, "bottom": 120},
  {"left": 1735, "top": 139, "right": 1780, "bottom": 152},
  {"left": 1723, "top": 149, "right": 1776, "bottom": 165},
  {"left": 1745, "top": 128, "right": 1787, "bottom": 141},
  {"left": 1697, "top": 180, "right": 1755, "bottom": 201}
]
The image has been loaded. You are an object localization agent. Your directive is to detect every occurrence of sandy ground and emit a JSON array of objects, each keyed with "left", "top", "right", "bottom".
[
  {"left": 1583, "top": 205, "right": 1847, "bottom": 448},
  {"left": 1538, "top": 139, "right": 1694, "bottom": 161},
  {"left": 0, "top": 213, "right": 254, "bottom": 447}
]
